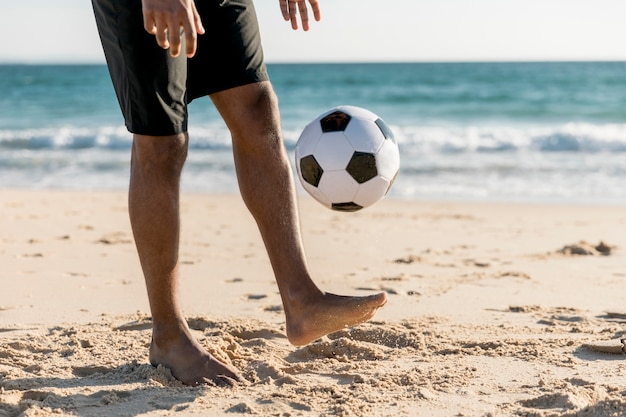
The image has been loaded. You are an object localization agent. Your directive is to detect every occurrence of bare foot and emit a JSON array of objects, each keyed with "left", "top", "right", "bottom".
[
  {"left": 284, "top": 291, "right": 388, "bottom": 346},
  {"left": 149, "top": 326, "right": 242, "bottom": 386}
]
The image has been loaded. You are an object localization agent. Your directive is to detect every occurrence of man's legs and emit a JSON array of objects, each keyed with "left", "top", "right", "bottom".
[
  {"left": 128, "top": 81, "right": 387, "bottom": 386},
  {"left": 128, "top": 133, "right": 240, "bottom": 386},
  {"left": 211, "top": 81, "right": 388, "bottom": 346}
]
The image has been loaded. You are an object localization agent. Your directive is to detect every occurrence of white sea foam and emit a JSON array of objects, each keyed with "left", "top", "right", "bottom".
[
  {"left": 395, "top": 123, "right": 626, "bottom": 154},
  {"left": 1, "top": 122, "right": 626, "bottom": 204}
]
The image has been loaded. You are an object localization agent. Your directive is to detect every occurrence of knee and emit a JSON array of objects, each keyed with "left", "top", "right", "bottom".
[
  {"left": 131, "top": 133, "right": 189, "bottom": 178},
  {"left": 256, "top": 83, "right": 280, "bottom": 116},
  {"left": 230, "top": 83, "right": 281, "bottom": 141},
  {"left": 246, "top": 81, "right": 279, "bottom": 117}
]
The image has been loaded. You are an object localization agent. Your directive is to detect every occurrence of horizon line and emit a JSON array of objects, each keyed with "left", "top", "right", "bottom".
[{"left": 1, "top": 58, "right": 626, "bottom": 66}]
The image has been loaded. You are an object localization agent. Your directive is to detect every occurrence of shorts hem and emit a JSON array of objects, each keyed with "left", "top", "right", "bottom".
[
  {"left": 188, "top": 68, "right": 269, "bottom": 102},
  {"left": 125, "top": 122, "right": 188, "bottom": 137}
]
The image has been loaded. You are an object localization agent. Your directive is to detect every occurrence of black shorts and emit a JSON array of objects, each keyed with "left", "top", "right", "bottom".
[{"left": 92, "top": 0, "right": 269, "bottom": 135}]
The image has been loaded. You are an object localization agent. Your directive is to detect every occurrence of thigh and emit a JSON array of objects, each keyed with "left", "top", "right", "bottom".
[
  {"left": 92, "top": 0, "right": 188, "bottom": 135},
  {"left": 188, "top": 0, "right": 269, "bottom": 100}
]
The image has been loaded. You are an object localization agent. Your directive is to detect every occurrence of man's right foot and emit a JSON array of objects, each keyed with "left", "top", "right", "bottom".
[{"left": 285, "top": 291, "right": 388, "bottom": 346}]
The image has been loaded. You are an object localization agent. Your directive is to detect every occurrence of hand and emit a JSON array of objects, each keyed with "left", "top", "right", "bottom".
[
  {"left": 279, "top": 0, "right": 321, "bottom": 31},
  {"left": 142, "top": 0, "right": 205, "bottom": 58}
]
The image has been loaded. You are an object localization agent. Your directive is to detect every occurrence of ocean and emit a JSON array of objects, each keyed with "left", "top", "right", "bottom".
[{"left": 1, "top": 62, "right": 626, "bottom": 204}]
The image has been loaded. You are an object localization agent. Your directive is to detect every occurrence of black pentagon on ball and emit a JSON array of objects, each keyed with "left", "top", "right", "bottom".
[
  {"left": 320, "top": 111, "right": 352, "bottom": 132},
  {"left": 331, "top": 202, "right": 364, "bottom": 212},
  {"left": 374, "top": 118, "right": 395, "bottom": 141},
  {"left": 300, "top": 155, "right": 324, "bottom": 187},
  {"left": 346, "top": 151, "right": 377, "bottom": 184}
]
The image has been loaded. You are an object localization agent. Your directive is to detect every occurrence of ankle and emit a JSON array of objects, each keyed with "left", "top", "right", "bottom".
[
  {"left": 283, "top": 283, "right": 323, "bottom": 311},
  {"left": 151, "top": 318, "right": 191, "bottom": 347}
]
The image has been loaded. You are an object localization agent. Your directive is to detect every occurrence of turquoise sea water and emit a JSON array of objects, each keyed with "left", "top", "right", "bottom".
[{"left": 1, "top": 62, "right": 626, "bottom": 204}]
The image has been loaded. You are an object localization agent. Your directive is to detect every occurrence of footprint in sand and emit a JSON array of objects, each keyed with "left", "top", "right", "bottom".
[
  {"left": 393, "top": 255, "right": 422, "bottom": 264},
  {"left": 113, "top": 317, "right": 153, "bottom": 331},
  {"left": 327, "top": 322, "right": 424, "bottom": 350},
  {"left": 582, "top": 339, "right": 626, "bottom": 355},
  {"left": 97, "top": 232, "right": 132, "bottom": 245},
  {"left": 19, "top": 253, "right": 44, "bottom": 259},
  {"left": 556, "top": 240, "right": 613, "bottom": 256},
  {"left": 246, "top": 294, "right": 268, "bottom": 300},
  {"left": 72, "top": 365, "right": 115, "bottom": 377},
  {"left": 20, "top": 390, "right": 54, "bottom": 402}
]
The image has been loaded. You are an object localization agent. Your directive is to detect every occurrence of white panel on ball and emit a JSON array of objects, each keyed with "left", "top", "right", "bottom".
[
  {"left": 313, "top": 132, "right": 355, "bottom": 171},
  {"left": 317, "top": 171, "right": 359, "bottom": 204},
  {"left": 295, "top": 121, "right": 322, "bottom": 158},
  {"left": 353, "top": 176, "right": 392, "bottom": 207},
  {"left": 344, "top": 119, "right": 385, "bottom": 154},
  {"left": 376, "top": 139, "right": 402, "bottom": 180}
]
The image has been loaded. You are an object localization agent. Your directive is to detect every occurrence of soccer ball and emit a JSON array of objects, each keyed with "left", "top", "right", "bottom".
[{"left": 295, "top": 105, "right": 400, "bottom": 212}]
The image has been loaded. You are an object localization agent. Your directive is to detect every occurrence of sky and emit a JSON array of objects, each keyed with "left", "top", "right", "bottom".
[{"left": 2, "top": 0, "right": 625, "bottom": 63}]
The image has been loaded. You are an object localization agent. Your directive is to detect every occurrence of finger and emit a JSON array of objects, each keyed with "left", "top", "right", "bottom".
[
  {"left": 297, "top": 0, "right": 310, "bottom": 31},
  {"left": 142, "top": 10, "right": 157, "bottom": 34},
  {"left": 191, "top": 1, "right": 205, "bottom": 35},
  {"left": 168, "top": 26, "right": 182, "bottom": 57},
  {"left": 183, "top": 29, "right": 198, "bottom": 58},
  {"left": 308, "top": 0, "right": 321, "bottom": 22},
  {"left": 289, "top": 0, "right": 299, "bottom": 30},
  {"left": 154, "top": 22, "right": 170, "bottom": 50},
  {"left": 184, "top": 2, "right": 204, "bottom": 57},
  {"left": 279, "top": 0, "right": 290, "bottom": 21},
  {"left": 178, "top": 8, "right": 196, "bottom": 58}
]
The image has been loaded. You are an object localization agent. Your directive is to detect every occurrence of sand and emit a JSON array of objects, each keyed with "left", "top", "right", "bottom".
[{"left": 1, "top": 189, "right": 626, "bottom": 417}]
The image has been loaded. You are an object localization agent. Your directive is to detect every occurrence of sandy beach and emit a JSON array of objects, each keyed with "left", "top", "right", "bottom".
[{"left": 1, "top": 189, "right": 626, "bottom": 417}]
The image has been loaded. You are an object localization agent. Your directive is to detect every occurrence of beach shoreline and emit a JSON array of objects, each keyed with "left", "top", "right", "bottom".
[{"left": 2, "top": 189, "right": 626, "bottom": 416}]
